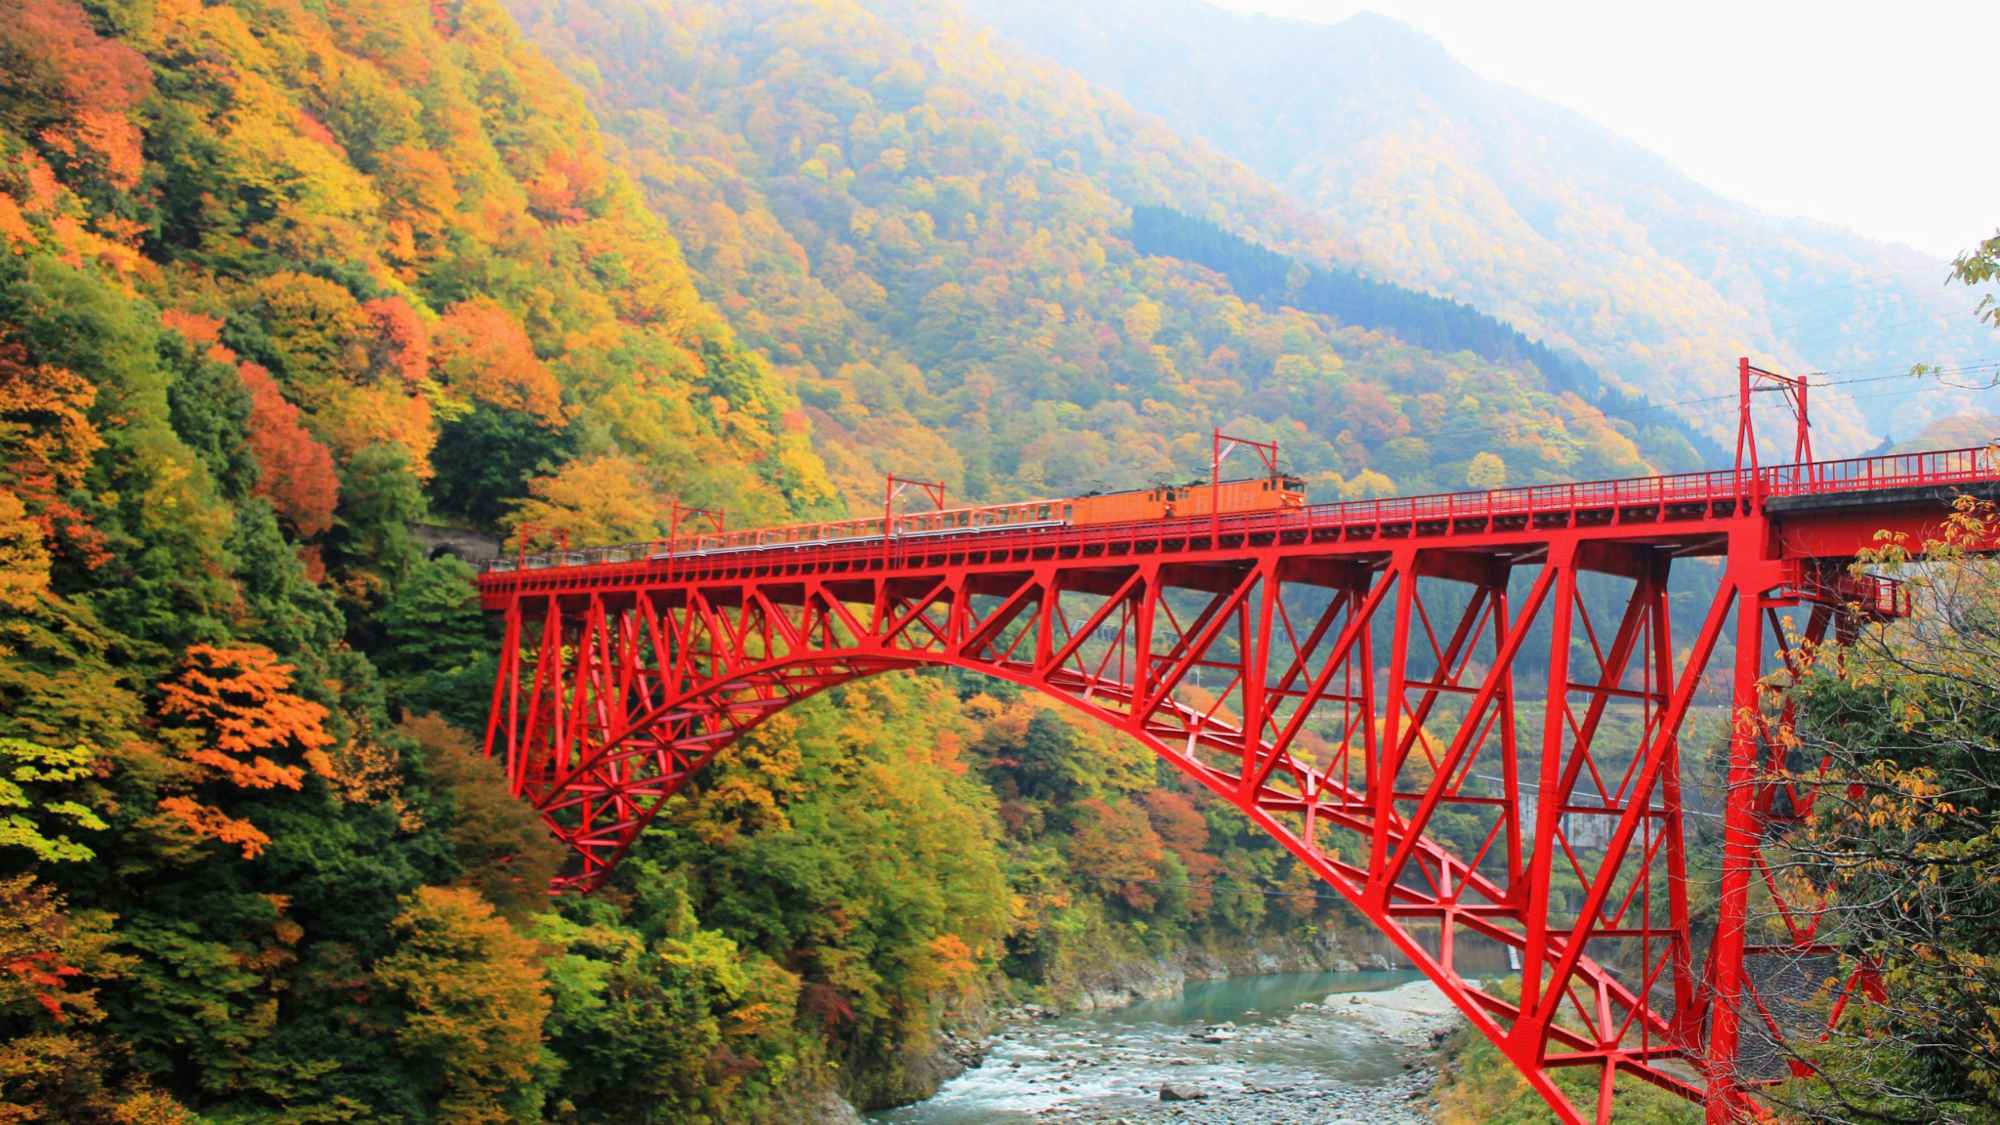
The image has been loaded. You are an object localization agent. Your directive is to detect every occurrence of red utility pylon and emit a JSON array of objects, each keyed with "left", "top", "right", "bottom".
[{"left": 477, "top": 385, "right": 1999, "bottom": 1125}]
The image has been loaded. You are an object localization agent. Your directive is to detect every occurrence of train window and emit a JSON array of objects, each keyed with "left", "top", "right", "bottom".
[
  {"left": 1063, "top": 504, "right": 1073, "bottom": 520},
  {"left": 1037, "top": 504, "right": 1051, "bottom": 520}
]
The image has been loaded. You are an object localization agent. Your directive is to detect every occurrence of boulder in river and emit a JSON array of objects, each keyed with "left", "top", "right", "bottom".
[{"left": 1159, "top": 1082, "right": 1208, "bottom": 1101}]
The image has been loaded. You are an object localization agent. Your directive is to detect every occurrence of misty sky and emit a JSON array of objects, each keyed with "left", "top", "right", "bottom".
[{"left": 1213, "top": 0, "right": 1995, "bottom": 259}]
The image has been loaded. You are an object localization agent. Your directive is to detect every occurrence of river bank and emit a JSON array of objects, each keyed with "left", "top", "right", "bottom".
[{"left": 870, "top": 973, "right": 1460, "bottom": 1125}]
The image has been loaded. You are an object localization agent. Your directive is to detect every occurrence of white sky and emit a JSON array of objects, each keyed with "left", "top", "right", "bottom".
[{"left": 1210, "top": 0, "right": 1998, "bottom": 259}]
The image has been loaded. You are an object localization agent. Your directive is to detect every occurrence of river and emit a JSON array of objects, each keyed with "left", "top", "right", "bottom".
[{"left": 871, "top": 970, "right": 1438, "bottom": 1125}]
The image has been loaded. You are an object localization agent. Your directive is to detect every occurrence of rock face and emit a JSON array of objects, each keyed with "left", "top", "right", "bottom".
[
  {"left": 807, "top": 1089, "right": 868, "bottom": 1125},
  {"left": 1066, "top": 954, "right": 1190, "bottom": 1010},
  {"left": 1057, "top": 929, "right": 1402, "bottom": 1011}
]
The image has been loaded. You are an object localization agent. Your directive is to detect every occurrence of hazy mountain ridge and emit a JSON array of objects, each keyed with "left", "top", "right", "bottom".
[{"left": 952, "top": 0, "right": 1996, "bottom": 451}]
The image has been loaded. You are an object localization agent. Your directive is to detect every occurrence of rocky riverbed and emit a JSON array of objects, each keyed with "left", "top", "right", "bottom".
[{"left": 872, "top": 974, "right": 1460, "bottom": 1125}]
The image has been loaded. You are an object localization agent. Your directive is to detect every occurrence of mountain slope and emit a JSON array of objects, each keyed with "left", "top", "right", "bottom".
[
  {"left": 952, "top": 0, "right": 1996, "bottom": 451},
  {"left": 511, "top": 0, "right": 1694, "bottom": 509}
]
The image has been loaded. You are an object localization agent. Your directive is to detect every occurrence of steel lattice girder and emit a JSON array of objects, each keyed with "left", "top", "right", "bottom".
[{"left": 481, "top": 495, "right": 1972, "bottom": 1125}]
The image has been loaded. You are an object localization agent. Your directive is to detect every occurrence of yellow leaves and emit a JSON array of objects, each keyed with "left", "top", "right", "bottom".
[
  {"left": 1121, "top": 299, "right": 1162, "bottom": 347},
  {"left": 0, "top": 490, "right": 51, "bottom": 615},
  {"left": 1466, "top": 451, "right": 1507, "bottom": 489},
  {"left": 248, "top": 271, "right": 371, "bottom": 395},
  {"left": 316, "top": 382, "right": 436, "bottom": 479},
  {"left": 508, "top": 452, "right": 673, "bottom": 547},
  {"left": 374, "top": 886, "right": 552, "bottom": 1125}
]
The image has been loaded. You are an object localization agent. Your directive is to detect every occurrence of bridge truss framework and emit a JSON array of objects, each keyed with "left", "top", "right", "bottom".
[{"left": 478, "top": 442, "right": 1996, "bottom": 1125}]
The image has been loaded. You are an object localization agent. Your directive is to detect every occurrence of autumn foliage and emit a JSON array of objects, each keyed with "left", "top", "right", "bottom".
[
  {"left": 431, "top": 301, "right": 566, "bottom": 426},
  {"left": 153, "top": 645, "right": 335, "bottom": 857},
  {"left": 237, "top": 364, "right": 340, "bottom": 538},
  {"left": 0, "top": 0, "right": 151, "bottom": 189}
]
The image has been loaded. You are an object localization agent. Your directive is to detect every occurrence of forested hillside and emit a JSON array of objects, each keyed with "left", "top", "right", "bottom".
[
  {"left": 508, "top": 0, "right": 1689, "bottom": 508},
  {"left": 955, "top": 0, "right": 1997, "bottom": 452},
  {"left": 0, "top": 0, "right": 1758, "bottom": 1120}
]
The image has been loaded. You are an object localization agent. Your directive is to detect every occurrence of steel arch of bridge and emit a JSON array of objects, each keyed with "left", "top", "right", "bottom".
[{"left": 478, "top": 448, "right": 2000, "bottom": 1125}]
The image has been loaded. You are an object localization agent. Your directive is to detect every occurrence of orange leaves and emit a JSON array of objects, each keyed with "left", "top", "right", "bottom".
[
  {"left": 238, "top": 362, "right": 339, "bottom": 537},
  {"left": 525, "top": 147, "right": 611, "bottom": 224},
  {"left": 0, "top": 337, "right": 102, "bottom": 497},
  {"left": 151, "top": 796, "right": 273, "bottom": 860},
  {"left": 153, "top": 645, "right": 335, "bottom": 858},
  {"left": 318, "top": 382, "right": 436, "bottom": 480},
  {"left": 1066, "top": 797, "right": 1164, "bottom": 909},
  {"left": 0, "top": 0, "right": 152, "bottom": 190},
  {"left": 158, "top": 645, "right": 336, "bottom": 787},
  {"left": 361, "top": 296, "right": 431, "bottom": 389},
  {"left": 159, "top": 308, "right": 223, "bottom": 347},
  {"left": 431, "top": 300, "right": 565, "bottom": 425},
  {"left": 0, "top": 333, "right": 107, "bottom": 569}
]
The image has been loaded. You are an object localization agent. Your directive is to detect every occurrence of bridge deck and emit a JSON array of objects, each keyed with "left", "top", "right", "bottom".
[{"left": 479, "top": 446, "right": 1998, "bottom": 606}]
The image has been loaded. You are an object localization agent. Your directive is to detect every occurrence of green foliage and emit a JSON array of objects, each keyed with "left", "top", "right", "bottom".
[
  {"left": 1769, "top": 503, "right": 2000, "bottom": 1124},
  {"left": 539, "top": 885, "right": 802, "bottom": 1124},
  {"left": 403, "top": 714, "right": 565, "bottom": 924},
  {"left": 1432, "top": 1018, "right": 1698, "bottom": 1125},
  {"left": 1953, "top": 229, "right": 2000, "bottom": 329},
  {"left": 0, "top": 738, "right": 106, "bottom": 863},
  {"left": 431, "top": 403, "right": 575, "bottom": 529}
]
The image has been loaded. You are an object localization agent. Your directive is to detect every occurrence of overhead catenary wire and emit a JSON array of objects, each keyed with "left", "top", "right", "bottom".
[{"left": 1413, "top": 360, "right": 2000, "bottom": 447}]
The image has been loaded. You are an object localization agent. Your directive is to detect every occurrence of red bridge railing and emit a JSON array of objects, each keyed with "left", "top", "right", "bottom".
[{"left": 484, "top": 446, "right": 2000, "bottom": 584}]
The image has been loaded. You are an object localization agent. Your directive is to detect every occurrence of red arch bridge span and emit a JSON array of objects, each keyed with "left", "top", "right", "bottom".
[{"left": 476, "top": 447, "right": 2000, "bottom": 1124}]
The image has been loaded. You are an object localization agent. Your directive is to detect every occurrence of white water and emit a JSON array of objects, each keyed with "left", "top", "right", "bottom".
[{"left": 871, "top": 970, "right": 1424, "bottom": 1124}]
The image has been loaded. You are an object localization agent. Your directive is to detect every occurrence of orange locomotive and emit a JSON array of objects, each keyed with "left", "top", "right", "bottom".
[
  {"left": 646, "top": 471, "right": 1306, "bottom": 561},
  {"left": 1066, "top": 473, "right": 1306, "bottom": 524},
  {"left": 630, "top": 430, "right": 1305, "bottom": 562}
]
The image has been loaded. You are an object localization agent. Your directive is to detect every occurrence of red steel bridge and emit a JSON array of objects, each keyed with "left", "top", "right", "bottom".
[{"left": 475, "top": 368, "right": 2000, "bottom": 1124}]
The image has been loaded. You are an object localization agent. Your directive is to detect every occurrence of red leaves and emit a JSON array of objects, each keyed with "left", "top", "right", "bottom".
[
  {"left": 361, "top": 297, "right": 430, "bottom": 388},
  {"left": 0, "top": 874, "right": 100, "bottom": 1024},
  {"left": 1340, "top": 381, "right": 1409, "bottom": 443},
  {"left": 238, "top": 362, "right": 339, "bottom": 538}
]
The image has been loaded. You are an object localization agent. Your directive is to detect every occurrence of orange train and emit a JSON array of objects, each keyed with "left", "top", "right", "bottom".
[{"left": 643, "top": 471, "right": 1309, "bottom": 560}]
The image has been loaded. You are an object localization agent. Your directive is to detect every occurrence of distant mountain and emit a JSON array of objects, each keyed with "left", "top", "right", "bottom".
[{"left": 951, "top": 0, "right": 1997, "bottom": 452}]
